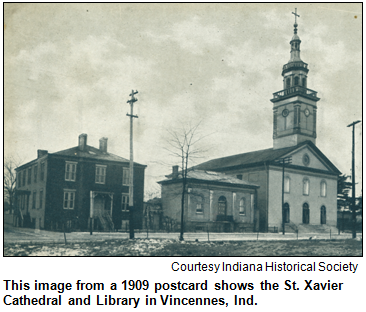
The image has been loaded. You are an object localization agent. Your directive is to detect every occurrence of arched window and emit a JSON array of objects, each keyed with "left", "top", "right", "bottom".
[
  {"left": 286, "top": 78, "right": 291, "bottom": 88},
  {"left": 302, "top": 77, "right": 306, "bottom": 87},
  {"left": 283, "top": 203, "right": 290, "bottom": 223},
  {"left": 303, "top": 203, "right": 310, "bottom": 224},
  {"left": 284, "top": 176, "right": 290, "bottom": 193},
  {"left": 303, "top": 178, "right": 310, "bottom": 196},
  {"left": 320, "top": 180, "right": 327, "bottom": 197},
  {"left": 294, "top": 76, "right": 299, "bottom": 86},
  {"left": 320, "top": 206, "right": 326, "bottom": 224},
  {"left": 218, "top": 196, "right": 227, "bottom": 216},
  {"left": 196, "top": 195, "right": 204, "bottom": 214},
  {"left": 239, "top": 198, "right": 246, "bottom": 215}
]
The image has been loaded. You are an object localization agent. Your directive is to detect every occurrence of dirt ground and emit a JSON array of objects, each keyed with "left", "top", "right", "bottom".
[{"left": 3, "top": 238, "right": 362, "bottom": 256}]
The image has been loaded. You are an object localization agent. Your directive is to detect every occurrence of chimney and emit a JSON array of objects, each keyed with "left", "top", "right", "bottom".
[
  {"left": 37, "top": 150, "right": 48, "bottom": 158},
  {"left": 236, "top": 174, "right": 243, "bottom": 180},
  {"left": 172, "top": 165, "right": 179, "bottom": 179},
  {"left": 78, "top": 133, "right": 87, "bottom": 151},
  {"left": 99, "top": 137, "right": 108, "bottom": 153}
]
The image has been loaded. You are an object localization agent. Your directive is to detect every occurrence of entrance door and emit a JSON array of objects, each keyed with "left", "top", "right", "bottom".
[
  {"left": 283, "top": 203, "right": 290, "bottom": 223},
  {"left": 218, "top": 196, "right": 227, "bottom": 216},
  {"left": 302, "top": 203, "right": 310, "bottom": 224},
  {"left": 320, "top": 206, "right": 326, "bottom": 224},
  {"left": 94, "top": 195, "right": 106, "bottom": 214}
]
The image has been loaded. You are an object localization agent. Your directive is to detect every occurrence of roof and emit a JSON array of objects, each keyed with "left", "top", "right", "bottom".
[
  {"left": 53, "top": 145, "right": 130, "bottom": 162},
  {"left": 194, "top": 145, "right": 297, "bottom": 171},
  {"left": 159, "top": 169, "right": 259, "bottom": 189},
  {"left": 193, "top": 140, "right": 341, "bottom": 175},
  {"left": 16, "top": 144, "right": 145, "bottom": 170}
]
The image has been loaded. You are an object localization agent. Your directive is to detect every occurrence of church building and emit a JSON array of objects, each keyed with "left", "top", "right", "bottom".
[{"left": 189, "top": 15, "right": 340, "bottom": 232}]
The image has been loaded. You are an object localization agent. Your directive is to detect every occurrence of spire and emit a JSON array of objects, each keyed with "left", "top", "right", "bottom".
[{"left": 289, "top": 8, "right": 301, "bottom": 62}]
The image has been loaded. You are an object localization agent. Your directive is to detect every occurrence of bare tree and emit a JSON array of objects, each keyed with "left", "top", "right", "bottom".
[
  {"left": 4, "top": 157, "right": 20, "bottom": 213},
  {"left": 164, "top": 121, "right": 209, "bottom": 241}
]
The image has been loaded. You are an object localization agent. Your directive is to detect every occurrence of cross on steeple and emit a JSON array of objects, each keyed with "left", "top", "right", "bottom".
[{"left": 292, "top": 8, "right": 300, "bottom": 24}]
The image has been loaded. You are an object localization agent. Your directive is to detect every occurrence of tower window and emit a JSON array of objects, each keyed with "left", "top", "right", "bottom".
[
  {"left": 286, "top": 78, "right": 291, "bottom": 88},
  {"left": 302, "top": 77, "right": 306, "bottom": 87},
  {"left": 294, "top": 76, "right": 299, "bottom": 86}
]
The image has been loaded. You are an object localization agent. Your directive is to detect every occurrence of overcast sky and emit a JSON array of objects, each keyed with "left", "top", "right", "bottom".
[{"left": 4, "top": 3, "right": 362, "bottom": 197}]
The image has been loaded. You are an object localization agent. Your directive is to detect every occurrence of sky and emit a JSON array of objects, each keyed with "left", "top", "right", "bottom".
[{"left": 4, "top": 3, "right": 362, "bottom": 198}]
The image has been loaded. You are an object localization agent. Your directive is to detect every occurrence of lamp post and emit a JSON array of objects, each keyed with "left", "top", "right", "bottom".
[{"left": 347, "top": 120, "right": 361, "bottom": 239}]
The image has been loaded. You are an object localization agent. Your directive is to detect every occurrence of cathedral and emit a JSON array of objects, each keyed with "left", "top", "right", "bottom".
[{"left": 161, "top": 15, "right": 341, "bottom": 232}]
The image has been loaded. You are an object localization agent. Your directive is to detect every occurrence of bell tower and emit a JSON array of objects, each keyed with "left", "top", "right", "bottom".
[{"left": 271, "top": 9, "right": 320, "bottom": 149}]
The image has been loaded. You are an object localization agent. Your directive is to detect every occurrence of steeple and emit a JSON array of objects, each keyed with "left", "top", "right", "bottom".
[
  {"left": 289, "top": 17, "right": 302, "bottom": 62},
  {"left": 271, "top": 9, "right": 320, "bottom": 150}
]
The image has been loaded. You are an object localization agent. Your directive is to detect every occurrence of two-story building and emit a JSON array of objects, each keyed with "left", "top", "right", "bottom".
[{"left": 15, "top": 134, "right": 146, "bottom": 231}]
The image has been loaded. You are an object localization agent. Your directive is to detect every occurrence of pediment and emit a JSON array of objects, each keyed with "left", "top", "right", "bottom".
[{"left": 280, "top": 145, "right": 338, "bottom": 174}]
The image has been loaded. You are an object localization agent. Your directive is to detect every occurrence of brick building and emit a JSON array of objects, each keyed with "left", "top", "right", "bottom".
[{"left": 14, "top": 134, "right": 146, "bottom": 231}]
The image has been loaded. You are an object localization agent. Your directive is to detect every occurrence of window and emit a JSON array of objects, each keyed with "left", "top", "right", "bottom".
[
  {"left": 294, "top": 76, "right": 299, "bottom": 86},
  {"left": 34, "top": 165, "right": 38, "bottom": 183},
  {"left": 65, "top": 162, "right": 77, "bottom": 181},
  {"left": 320, "top": 180, "right": 327, "bottom": 197},
  {"left": 32, "top": 191, "right": 37, "bottom": 209},
  {"left": 122, "top": 167, "right": 130, "bottom": 185},
  {"left": 284, "top": 176, "right": 290, "bottom": 193},
  {"left": 63, "top": 191, "right": 75, "bottom": 209},
  {"left": 302, "top": 77, "right": 306, "bottom": 87},
  {"left": 302, "top": 154, "right": 310, "bottom": 166},
  {"left": 40, "top": 162, "right": 45, "bottom": 181},
  {"left": 39, "top": 190, "right": 43, "bottom": 209},
  {"left": 22, "top": 170, "right": 26, "bottom": 186},
  {"left": 122, "top": 194, "right": 129, "bottom": 211},
  {"left": 18, "top": 172, "right": 22, "bottom": 187},
  {"left": 95, "top": 165, "right": 106, "bottom": 184},
  {"left": 196, "top": 196, "right": 203, "bottom": 214},
  {"left": 218, "top": 196, "right": 227, "bottom": 216},
  {"left": 27, "top": 167, "right": 32, "bottom": 184},
  {"left": 239, "top": 198, "right": 246, "bottom": 215},
  {"left": 303, "top": 178, "right": 310, "bottom": 196},
  {"left": 286, "top": 78, "right": 291, "bottom": 88}
]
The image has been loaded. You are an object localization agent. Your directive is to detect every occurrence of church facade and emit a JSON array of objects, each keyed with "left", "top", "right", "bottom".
[{"left": 193, "top": 19, "right": 341, "bottom": 232}]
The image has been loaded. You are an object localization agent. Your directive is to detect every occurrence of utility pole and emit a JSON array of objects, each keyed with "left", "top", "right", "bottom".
[
  {"left": 347, "top": 120, "right": 361, "bottom": 239},
  {"left": 275, "top": 156, "right": 292, "bottom": 235},
  {"left": 127, "top": 90, "right": 138, "bottom": 239}
]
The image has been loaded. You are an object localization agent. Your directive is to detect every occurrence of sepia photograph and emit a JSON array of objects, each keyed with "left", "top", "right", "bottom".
[{"left": 3, "top": 3, "right": 362, "bottom": 256}]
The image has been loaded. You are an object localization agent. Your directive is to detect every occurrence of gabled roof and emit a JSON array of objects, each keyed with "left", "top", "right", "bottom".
[
  {"left": 194, "top": 140, "right": 341, "bottom": 175},
  {"left": 159, "top": 169, "right": 259, "bottom": 189}
]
